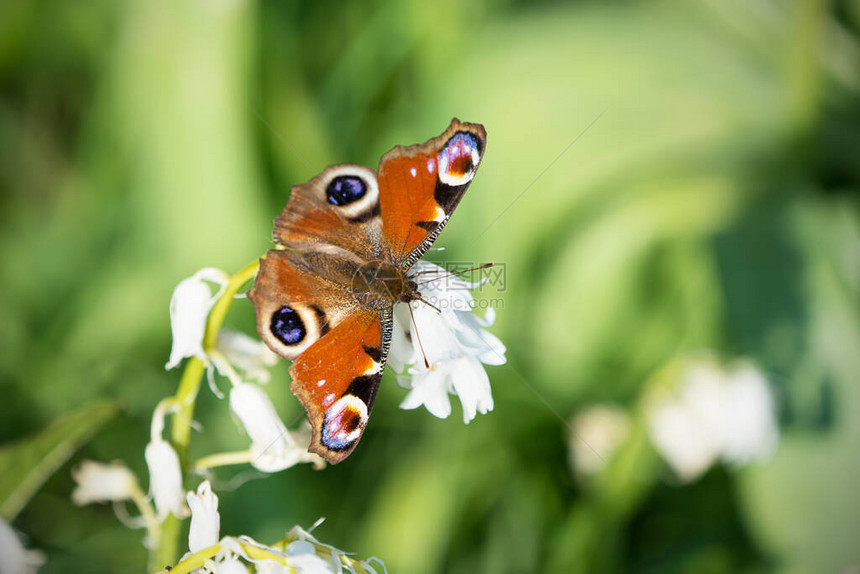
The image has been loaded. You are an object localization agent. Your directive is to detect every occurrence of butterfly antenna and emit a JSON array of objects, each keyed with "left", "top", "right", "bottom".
[
  {"left": 417, "top": 296, "right": 441, "bottom": 314},
  {"left": 415, "top": 263, "right": 495, "bottom": 286},
  {"left": 407, "top": 302, "right": 431, "bottom": 369}
]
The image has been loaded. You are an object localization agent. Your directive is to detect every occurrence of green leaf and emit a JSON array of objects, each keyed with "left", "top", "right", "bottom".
[{"left": 0, "top": 401, "right": 119, "bottom": 521}]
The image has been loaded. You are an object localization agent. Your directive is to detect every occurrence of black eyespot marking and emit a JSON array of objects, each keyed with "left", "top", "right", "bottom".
[
  {"left": 270, "top": 305, "right": 306, "bottom": 346},
  {"left": 326, "top": 175, "right": 367, "bottom": 206}
]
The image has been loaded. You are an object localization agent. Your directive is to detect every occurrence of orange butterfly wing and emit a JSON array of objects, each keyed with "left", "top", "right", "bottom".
[
  {"left": 378, "top": 118, "right": 486, "bottom": 266},
  {"left": 290, "top": 310, "right": 389, "bottom": 463}
]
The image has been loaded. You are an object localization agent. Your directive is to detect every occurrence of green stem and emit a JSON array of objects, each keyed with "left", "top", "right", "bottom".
[
  {"left": 193, "top": 450, "right": 254, "bottom": 471},
  {"left": 152, "top": 260, "right": 261, "bottom": 572}
]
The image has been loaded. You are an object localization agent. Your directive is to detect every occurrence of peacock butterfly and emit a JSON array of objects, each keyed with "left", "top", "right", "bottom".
[{"left": 248, "top": 119, "right": 486, "bottom": 464}]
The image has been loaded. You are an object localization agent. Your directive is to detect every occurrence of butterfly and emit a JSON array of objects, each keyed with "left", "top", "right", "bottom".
[{"left": 247, "top": 119, "right": 486, "bottom": 464}]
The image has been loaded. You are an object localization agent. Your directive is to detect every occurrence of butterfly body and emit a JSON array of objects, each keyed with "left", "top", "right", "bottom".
[{"left": 248, "top": 119, "right": 486, "bottom": 463}]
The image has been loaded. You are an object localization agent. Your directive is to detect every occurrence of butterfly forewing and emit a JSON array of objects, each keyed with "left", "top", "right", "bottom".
[
  {"left": 273, "top": 164, "right": 384, "bottom": 262},
  {"left": 377, "top": 119, "right": 486, "bottom": 266}
]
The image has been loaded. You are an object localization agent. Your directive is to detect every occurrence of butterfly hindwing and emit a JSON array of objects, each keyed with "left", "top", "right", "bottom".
[
  {"left": 378, "top": 118, "right": 486, "bottom": 266},
  {"left": 290, "top": 309, "right": 391, "bottom": 463},
  {"left": 247, "top": 248, "right": 359, "bottom": 361}
]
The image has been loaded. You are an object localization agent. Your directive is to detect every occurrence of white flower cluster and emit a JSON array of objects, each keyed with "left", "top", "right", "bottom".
[
  {"left": 646, "top": 359, "right": 779, "bottom": 482},
  {"left": 390, "top": 261, "right": 506, "bottom": 423},
  {"left": 567, "top": 359, "right": 780, "bottom": 485},
  {"left": 70, "top": 268, "right": 324, "bottom": 543},
  {"left": 176, "top": 481, "right": 385, "bottom": 574}
]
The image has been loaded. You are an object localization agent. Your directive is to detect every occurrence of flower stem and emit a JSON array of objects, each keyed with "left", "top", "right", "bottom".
[
  {"left": 153, "top": 260, "right": 261, "bottom": 572},
  {"left": 193, "top": 450, "right": 254, "bottom": 471}
]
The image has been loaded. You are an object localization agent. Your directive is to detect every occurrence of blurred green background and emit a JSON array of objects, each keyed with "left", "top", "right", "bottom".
[{"left": 2, "top": 0, "right": 860, "bottom": 572}]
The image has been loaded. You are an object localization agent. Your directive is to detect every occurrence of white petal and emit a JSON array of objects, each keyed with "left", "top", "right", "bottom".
[
  {"left": 213, "top": 556, "right": 249, "bottom": 574},
  {"left": 286, "top": 554, "right": 336, "bottom": 573},
  {"left": 145, "top": 439, "right": 187, "bottom": 519},
  {"left": 166, "top": 268, "right": 229, "bottom": 370},
  {"left": 230, "top": 384, "right": 324, "bottom": 472},
  {"left": 450, "top": 357, "right": 493, "bottom": 423},
  {"left": 399, "top": 368, "right": 452, "bottom": 419},
  {"left": 0, "top": 518, "right": 44, "bottom": 574},
  {"left": 718, "top": 365, "right": 779, "bottom": 465},
  {"left": 646, "top": 399, "right": 718, "bottom": 482},
  {"left": 255, "top": 561, "right": 294, "bottom": 574},
  {"left": 475, "top": 306, "right": 496, "bottom": 328},
  {"left": 408, "top": 303, "right": 464, "bottom": 364},
  {"left": 216, "top": 330, "right": 278, "bottom": 383},
  {"left": 284, "top": 540, "right": 338, "bottom": 573},
  {"left": 71, "top": 460, "right": 138, "bottom": 505},
  {"left": 187, "top": 481, "right": 220, "bottom": 552},
  {"left": 453, "top": 312, "right": 507, "bottom": 366}
]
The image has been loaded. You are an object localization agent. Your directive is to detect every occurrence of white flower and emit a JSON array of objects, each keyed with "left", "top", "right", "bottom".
[
  {"left": 229, "top": 383, "right": 325, "bottom": 472},
  {"left": 283, "top": 540, "right": 338, "bottom": 572},
  {"left": 646, "top": 359, "right": 779, "bottom": 482},
  {"left": 173, "top": 514, "right": 385, "bottom": 574},
  {"left": 0, "top": 518, "right": 44, "bottom": 574},
  {"left": 145, "top": 405, "right": 188, "bottom": 519},
  {"left": 280, "top": 526, "right": 385, "bottom": 574},
  {"left": 716, "top": 365, "right": 780, "bottom": 466},
  {"left": 568, "top": 405, "right": 631, "bottom": 477},
  {"left": 393, "top": 261, "right": 505, "bottom": 423},
  {"left": 187, "top": 481, "right": 220, "bottom": 553},
  {"left": 166, "top": 267, "right": 230, "bottom": 370},
  {"left": 71, "top": 460, "right": 138, "bottom": 505},
  {"left": 216, "top": 330, "right": 279, "bottom": 383},
  {"left": 211, "top": 556, "right": 248, "bottom": 574}
]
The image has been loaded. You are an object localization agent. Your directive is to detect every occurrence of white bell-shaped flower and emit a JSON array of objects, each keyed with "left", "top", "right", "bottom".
[
  {"left": 145, "top": 405, "right": 188, "bottom": 519},
  {"left": 166, "top": 267, "right": 230, "bottom": 370},
  {"left": 229, "top": 383, "right": 324, "bottom": 472},
  {"left": 187, "top": 480, "right": 220, "bottom": 553},
  {"left": 646, "top": 359, "right": 779, "bottom": 482},
  {"left": 71, "top": 460, "right": 138, "bottom": 505}
]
